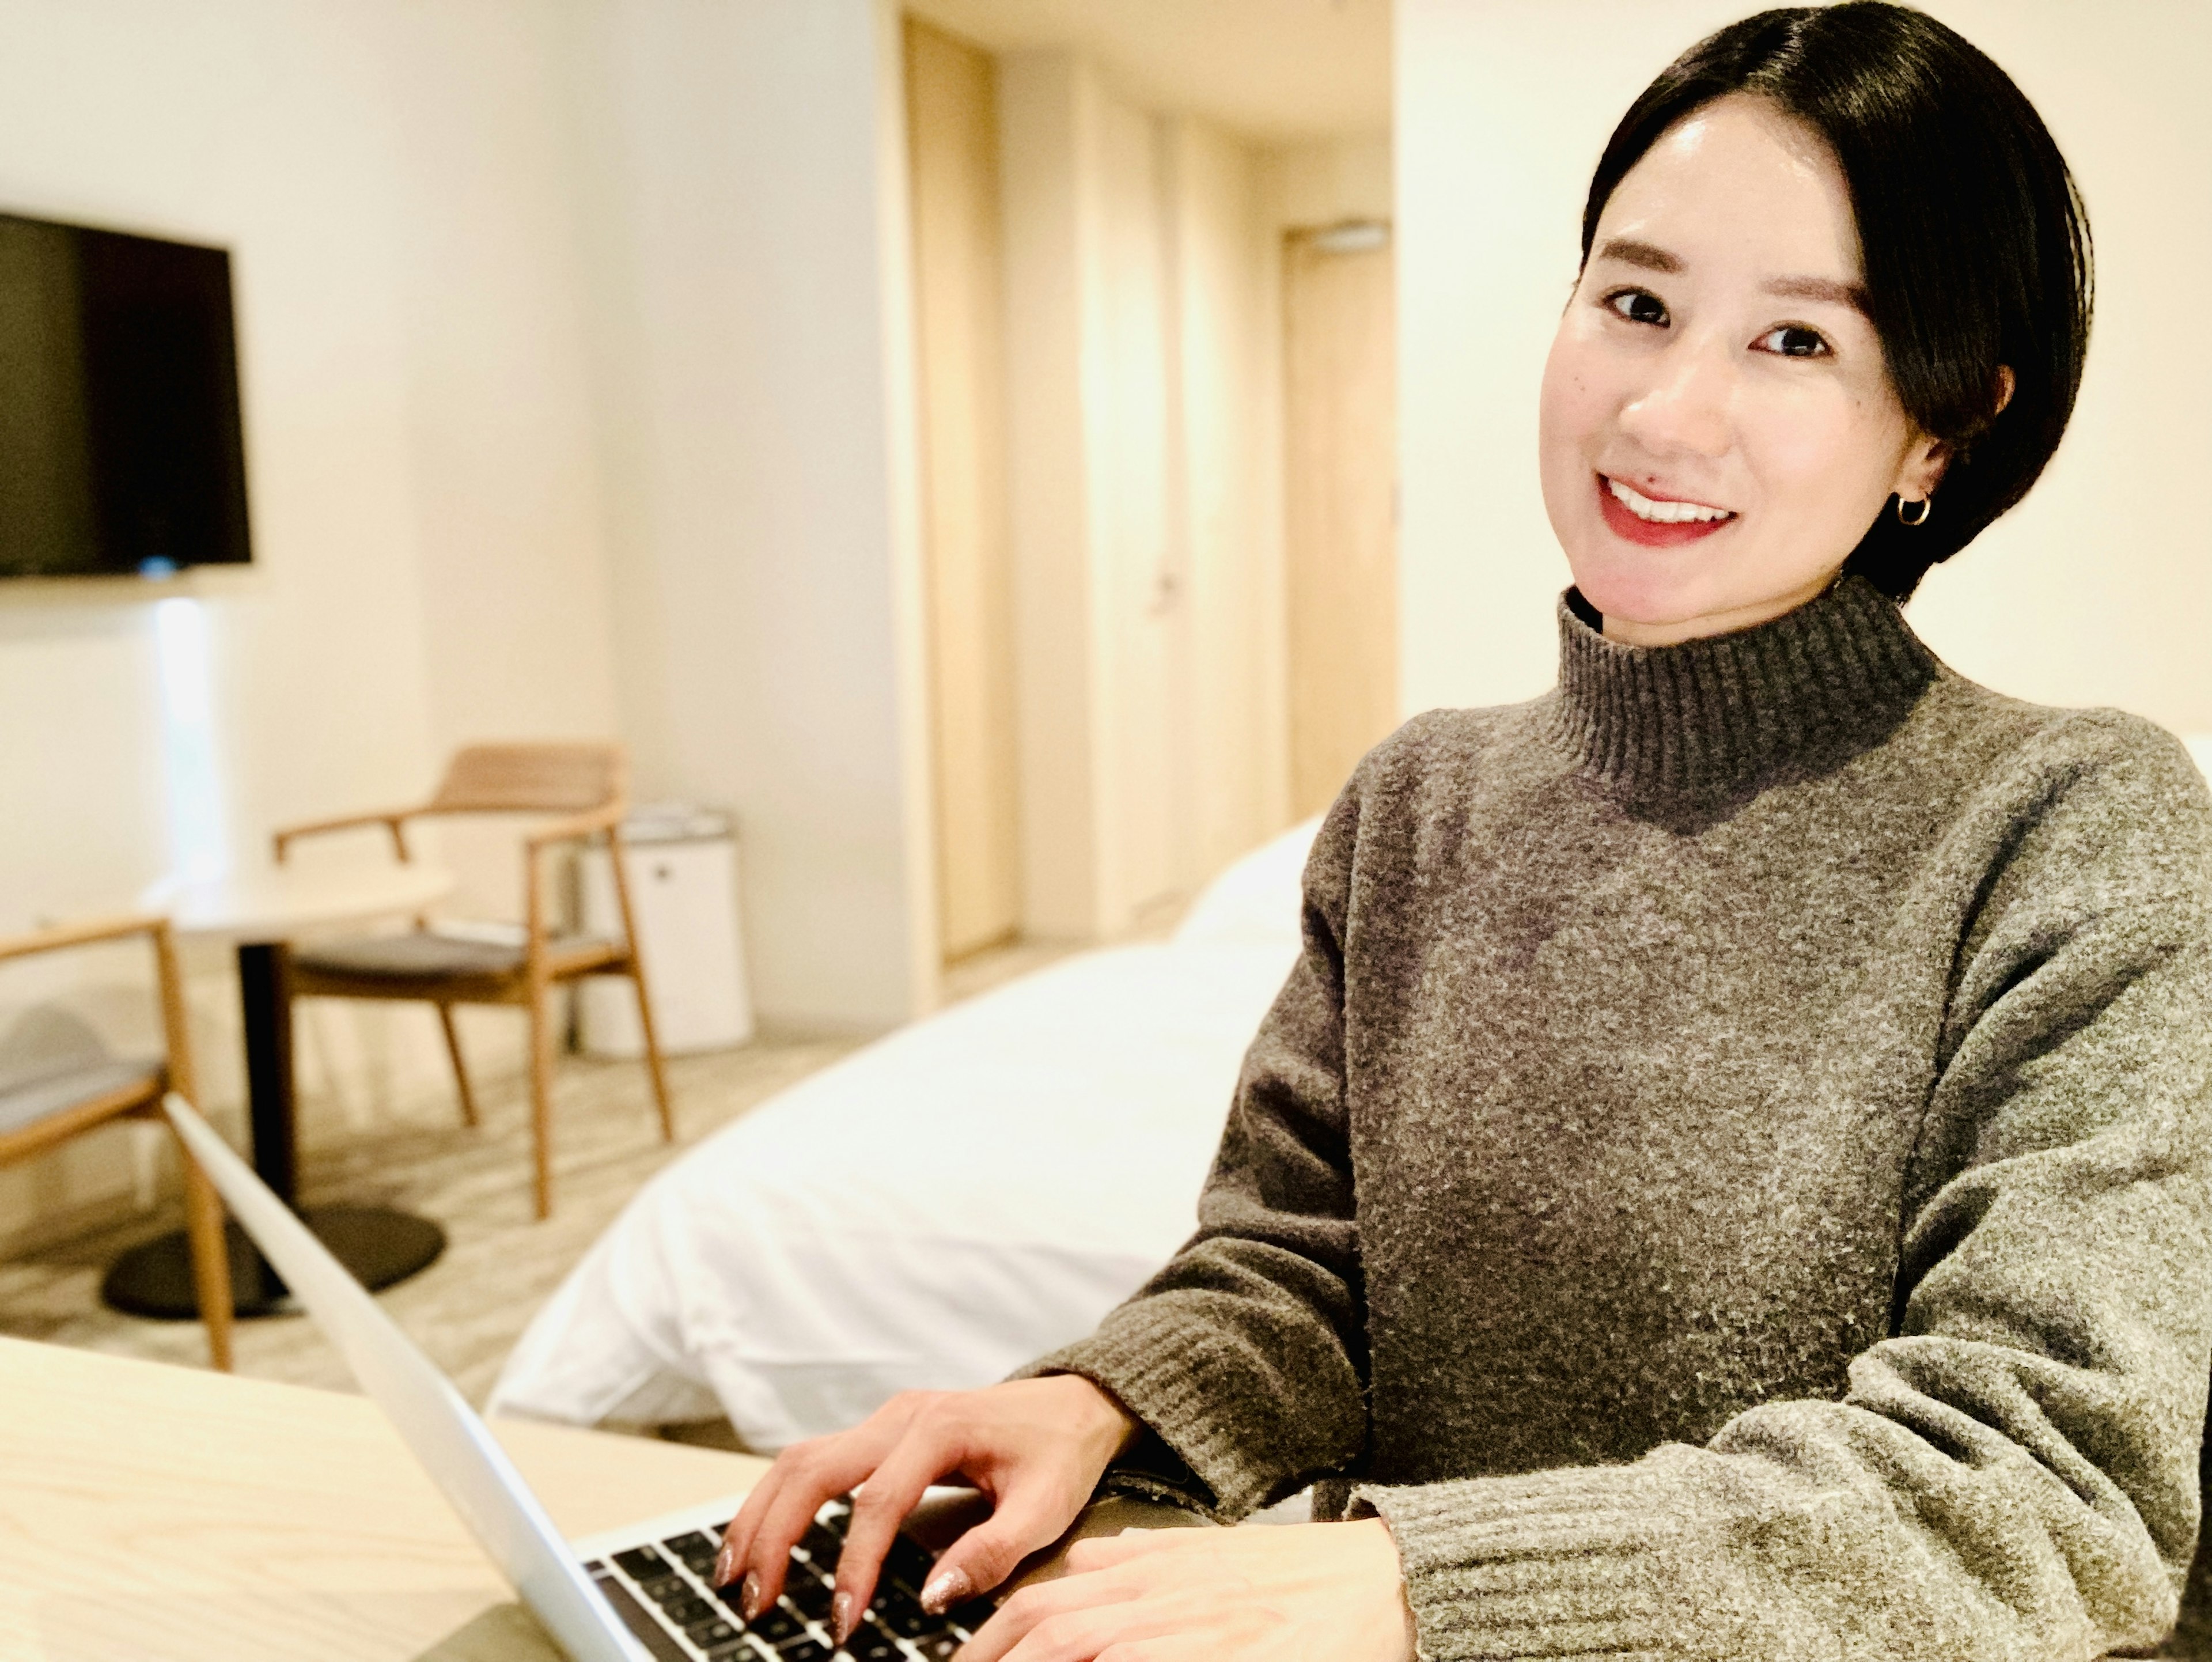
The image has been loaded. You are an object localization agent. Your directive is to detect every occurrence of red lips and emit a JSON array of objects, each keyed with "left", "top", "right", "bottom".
[{"left": 1596, "top": 474, "right": 1736, "bottom": 548}]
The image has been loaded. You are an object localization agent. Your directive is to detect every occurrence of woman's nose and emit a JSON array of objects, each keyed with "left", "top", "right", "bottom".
[{"left": 1616, "top": 339, "right": 1733, "bottom": 460}]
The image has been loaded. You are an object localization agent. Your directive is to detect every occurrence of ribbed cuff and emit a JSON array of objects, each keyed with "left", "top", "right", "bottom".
[
  {"left": 1349, "top": 1458, "right": 1758, "bottom": 1661},
  {"left": 1015, "top": 1303, "right": 1323, "bottom": 1520}
]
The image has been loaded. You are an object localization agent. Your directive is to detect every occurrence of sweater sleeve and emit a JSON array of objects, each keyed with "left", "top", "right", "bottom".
[
  {"left": 1017, "top": 781, "right": 1372, "bottom": 1517},
  {"left": 1353, "top": 714, "right": 2212, "bottom": 1661}
]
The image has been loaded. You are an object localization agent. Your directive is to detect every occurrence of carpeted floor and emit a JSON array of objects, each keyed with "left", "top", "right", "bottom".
[{"left": 0, "top": 1031, "right": 860, "bottom": 1404}]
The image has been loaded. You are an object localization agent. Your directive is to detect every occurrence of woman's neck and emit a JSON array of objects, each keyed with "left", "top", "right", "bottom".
[{"left": 1601, "top": 565, "right": 1846, "bottom": 648}]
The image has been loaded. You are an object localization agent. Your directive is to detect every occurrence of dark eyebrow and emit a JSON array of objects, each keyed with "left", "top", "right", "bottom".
[
  {"left": 1593, "top": 237, "right": 1680, "bottom": 273},
  {"left": 1763, "top": 274, "right": 1869, "bottom": 313},
  {"left": 1594, "top": 237, "right": 1870, "bottom": 315}
]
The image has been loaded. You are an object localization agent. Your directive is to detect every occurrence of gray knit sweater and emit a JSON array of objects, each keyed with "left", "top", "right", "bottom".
[{"left": 1029, "top": 577, "right": 2212, "bottom": 1660}]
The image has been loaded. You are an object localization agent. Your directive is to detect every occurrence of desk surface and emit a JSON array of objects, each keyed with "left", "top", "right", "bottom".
[{"left": 0, "top": 1335, "right": 767, "bottom": 1661}]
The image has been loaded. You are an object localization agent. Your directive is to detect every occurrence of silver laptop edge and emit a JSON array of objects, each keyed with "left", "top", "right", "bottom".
[{"left": 164, "top": 1092, "right": 666, "bottom": 1662}]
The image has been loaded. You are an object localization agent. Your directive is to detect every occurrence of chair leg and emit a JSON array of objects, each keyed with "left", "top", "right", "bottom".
[
  {"left": 177, "top": 1138, "right": 234, "bottom": 1372},
  {"left": 436, "top": 1005, "right": 479, "bottom": 1128},
  {"left": 628, "top": 969, "right": 676, "bottom": 1145},
  {"left": 526, "top": 988, "right": 555, "bottom": 1220}
]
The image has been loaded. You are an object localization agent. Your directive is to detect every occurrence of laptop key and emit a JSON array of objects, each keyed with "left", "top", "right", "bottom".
[
  {"left": 639, "top": 1577, "right": 690, "bottom": 1606},
  {"left": 665, "top": 1530, "right": 722, "bottom": 1567},
  {"left": 687, "top": 1617, "right": 739, "bottom": 1648},
  {"left": 777, "top": 1640, "right": 833, "bottom": 1662},
  {"left": 785, "top": 1572, "right": 837, "bottom": 1622},
  {"left": 742, "top": 1605, "right": 806, "bottom": 1645},
  {"left": 884, "top": 1538, "right": 935, "bottom": 1589},
  {"left": 949, "top": 1599, "right": 996, "bottom": 1635},
  {"left": 660, "top": 1596, "right": 714, "bottom": 1626},
  {"left": 799, "top": 1523, "right": 844, "bottom": 1565},
  {"left": 590, "top": 1573, "right": 692, "bottom": 1662},
  {"left": 835, "top": 1627, "right": 904, "bottom": 1662},
  {"left": 914, "top": 1638, "right": 961, "bottom": 1661},
  {"left": 615, "top": 1546, "right": 670, "bottom": 1581},
  {"left": 879, "top": 1605, "right": 946, "bottom": 1641}
]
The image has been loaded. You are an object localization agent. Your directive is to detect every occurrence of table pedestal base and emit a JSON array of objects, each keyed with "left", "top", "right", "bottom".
[{"left": 101, "top": 1206, "right": 447, "bottom": 1320}]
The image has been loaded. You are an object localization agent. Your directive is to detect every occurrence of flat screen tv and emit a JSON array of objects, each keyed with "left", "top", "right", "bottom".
[{"left": 0, "top": 211, "right": 251, "bottom": 578}]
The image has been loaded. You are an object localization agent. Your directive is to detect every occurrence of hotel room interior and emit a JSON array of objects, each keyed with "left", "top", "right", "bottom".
[{"left": 0, "top": 1, "right": 2206, "bottom": 1656}]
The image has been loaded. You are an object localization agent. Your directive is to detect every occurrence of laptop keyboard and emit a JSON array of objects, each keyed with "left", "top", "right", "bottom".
[{"left": 585, "top": 1497, "right": 997, "bottom": 1662}]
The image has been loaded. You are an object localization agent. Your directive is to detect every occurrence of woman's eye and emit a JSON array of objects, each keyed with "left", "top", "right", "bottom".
[
  {"left": 1757, "top": 324, "right": 1830, "bottom": 358},
  {"left": 1605, "top": 289, "right": 1668, "bottom": 327}
]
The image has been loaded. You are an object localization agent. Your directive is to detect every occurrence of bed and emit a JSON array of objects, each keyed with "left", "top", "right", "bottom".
[{"left": 488, "top": 819, "right": 1317, "bottom": 1451}]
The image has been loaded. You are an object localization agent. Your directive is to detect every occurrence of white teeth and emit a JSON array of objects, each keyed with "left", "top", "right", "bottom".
[{"left": 1607, "top": 478, "right": 1734, "bottom": 524}]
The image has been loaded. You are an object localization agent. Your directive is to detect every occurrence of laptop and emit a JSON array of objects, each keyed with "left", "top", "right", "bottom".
[{"left": 163, "top": 1093, "right": 994, "bottom": 1662}]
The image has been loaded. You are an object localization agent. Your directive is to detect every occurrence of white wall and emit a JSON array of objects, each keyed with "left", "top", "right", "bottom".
[
  {"left": 0, "top": 0, "right": 452, "bottom": 1240},
  {"left": 1396, "top": 0, "right": 2212, "bottom": 735},
  {"left": 0, "top": 0, "right": 941, "bottom": 1248},
  {"left": 567, "top": 0, "right": 936, "bottom": 1032}
]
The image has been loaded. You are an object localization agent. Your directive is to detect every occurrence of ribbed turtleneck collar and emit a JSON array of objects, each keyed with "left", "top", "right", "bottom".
[{"left": 1546, "top": 575, "right": 1938, "bottom": 798}]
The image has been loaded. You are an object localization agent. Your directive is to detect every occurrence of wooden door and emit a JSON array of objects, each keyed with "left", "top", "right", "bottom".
[
  {"left": 1283, "top": 226, "right": 1397, "bottom": 820},
  {"left": 906, "top": 18, "right": 1021, "bottom": 961}
]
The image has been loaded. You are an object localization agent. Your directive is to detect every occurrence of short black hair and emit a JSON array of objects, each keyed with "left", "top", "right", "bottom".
[{"left": 1581, "top": 3, "right": 2092, "bottom": 601}]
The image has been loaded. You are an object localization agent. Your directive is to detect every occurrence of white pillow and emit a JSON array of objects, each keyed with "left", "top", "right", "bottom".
[
  {"left": 1172, "top": 817, "right": 1321, "bottom": 949},
  {"left": 2186, "top": 735, "right": 2212, "bottom": 787}
]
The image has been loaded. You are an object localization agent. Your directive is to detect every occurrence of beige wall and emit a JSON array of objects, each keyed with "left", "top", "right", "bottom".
[{"left": 1396, "top": 0, "right": 2212, "bottom": 735}]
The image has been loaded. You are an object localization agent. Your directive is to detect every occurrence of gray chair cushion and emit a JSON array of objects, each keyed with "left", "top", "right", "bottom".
[
  {"left": 0, "top": 1058, "right": 162, "bottom": 1137},
  {"left": 293, "top": 932, "right": 617, "bottom": 983}
]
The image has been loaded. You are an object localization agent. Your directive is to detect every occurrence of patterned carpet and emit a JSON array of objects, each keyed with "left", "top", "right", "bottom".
[{"left": 0, "top": 1030, "right": 858, "bottom": 1406}]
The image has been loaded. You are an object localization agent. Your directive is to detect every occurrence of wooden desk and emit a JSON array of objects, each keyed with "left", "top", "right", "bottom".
[{"left": 0, "top": 1337, "right": 766, "bottom": 1661}]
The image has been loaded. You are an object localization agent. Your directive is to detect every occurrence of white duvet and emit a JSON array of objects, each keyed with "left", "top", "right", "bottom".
[{"left": 489, "top": 820, "right": 1316, "bottom": 1451}]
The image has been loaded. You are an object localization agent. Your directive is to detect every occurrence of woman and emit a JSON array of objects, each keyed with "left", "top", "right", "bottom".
[{"left": 721, "top": 6, "right": 2212, "bottom": 1657}]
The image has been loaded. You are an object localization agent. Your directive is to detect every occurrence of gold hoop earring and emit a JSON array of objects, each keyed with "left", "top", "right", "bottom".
[{"left": 1897, "top": 495, "right": 1933, "bottom": 528}]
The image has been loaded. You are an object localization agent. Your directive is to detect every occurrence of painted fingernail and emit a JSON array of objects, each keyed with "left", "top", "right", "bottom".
[
  {"left": 920, "top": 1565, "right": 972, "bottom": 1615},
  {"left": 713, "top": 1544, "right": 736, "bottom": 1589},
  {"left": 741, "top": 1572, "right": 764, "bottom": 1621},
  {"left": 831, "top": 1589, "right": 855, "bottom": 1644}
]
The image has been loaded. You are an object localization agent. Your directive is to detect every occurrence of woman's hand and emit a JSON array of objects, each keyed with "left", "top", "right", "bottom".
[
  {"left": 956, "top": 1518, "right": 1416, "bottom": 1662},
  {"left": 714, "top": 1376, "right": 1139, "bottom": 1644}
]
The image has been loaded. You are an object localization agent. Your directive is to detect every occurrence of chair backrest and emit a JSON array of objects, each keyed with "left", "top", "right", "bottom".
[{"left": 425, "top": 744, "right": 626, "bottom": 816}]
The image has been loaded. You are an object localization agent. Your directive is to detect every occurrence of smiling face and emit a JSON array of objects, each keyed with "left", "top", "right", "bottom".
[{"left": 1539, "top": 94, "right": 1949, "bottom": 645}]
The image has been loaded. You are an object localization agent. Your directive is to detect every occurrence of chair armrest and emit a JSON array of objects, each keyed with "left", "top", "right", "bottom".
[
  {"left": 518, "top": 804, "right": 628, "bottom": 971},
  {"left": 0, "top": 914, "right": 164, "bottom": 964},
  {"left": 522, "top": 802, "right": 628, "bottom": 852},
  {"left": 0, "top": 915, "right": 197, "bottom": 1101},
  {"left": 272, "top": 808, "right": 422, "bottom": 864}
]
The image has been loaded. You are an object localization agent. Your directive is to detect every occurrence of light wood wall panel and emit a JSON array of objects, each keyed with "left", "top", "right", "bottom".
[
  {"left": 905, "top": 17, "right": 1021, "bottom": 960},
  {"left": 1283, "top": 230, "right": 1397, "bottom": 819}
]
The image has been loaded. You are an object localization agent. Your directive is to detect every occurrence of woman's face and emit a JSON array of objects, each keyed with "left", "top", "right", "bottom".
[{"left": 1539, "top": 94, "right": 1948, "bottom": 645}]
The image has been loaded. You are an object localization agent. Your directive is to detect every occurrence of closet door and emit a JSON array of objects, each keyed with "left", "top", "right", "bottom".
[{"left": 1283, "top": 224, "right": 1397, "bottom": 820}]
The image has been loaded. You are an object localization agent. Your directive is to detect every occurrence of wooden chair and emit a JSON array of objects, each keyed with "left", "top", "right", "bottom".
[
  {"left": 0, "top": 916, "right": 233, "bottom": 1369},
  {"left": 272, "top": 742, "right": 673, "bottom": 1219}
]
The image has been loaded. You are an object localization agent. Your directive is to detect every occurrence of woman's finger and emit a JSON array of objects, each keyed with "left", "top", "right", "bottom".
[
  {"left": 833, "top": 1407, "right": 1001, "bottom": 1638},
  {"left": 726, "top": 1412, "right": 914, "bottom": 1609},
  {"left": 923, "top": 1475, "right": 1099, "bottom": 1612},
  {"left": 1062, "top": 1528, "right": 1195, "bottom": 1574},
  {"left": 955, "top": 1570, "right": 1149, "bottom": 1662}
]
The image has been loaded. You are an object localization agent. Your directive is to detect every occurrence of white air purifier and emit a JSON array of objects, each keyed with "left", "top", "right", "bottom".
[{"left": 577, "top": 808, "right": 753, "bottom": 1057}]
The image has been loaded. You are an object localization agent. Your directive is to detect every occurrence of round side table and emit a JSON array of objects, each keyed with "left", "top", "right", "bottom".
[{"left": 104, "top": 863, "right": 457, "bottom": 1320}]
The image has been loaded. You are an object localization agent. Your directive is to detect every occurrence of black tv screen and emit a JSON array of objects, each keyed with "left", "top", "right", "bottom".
[{"left": 0, "top": 212, "right": 251, "bottom": 577}]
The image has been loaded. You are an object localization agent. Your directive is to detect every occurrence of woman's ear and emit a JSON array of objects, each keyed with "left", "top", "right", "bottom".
[
  {"left": 1895, "top": 366, "right": 2013, "bottom": 505},
  {"left": 1895, "top": 433, "right": 1952, "bottom": 503}
]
